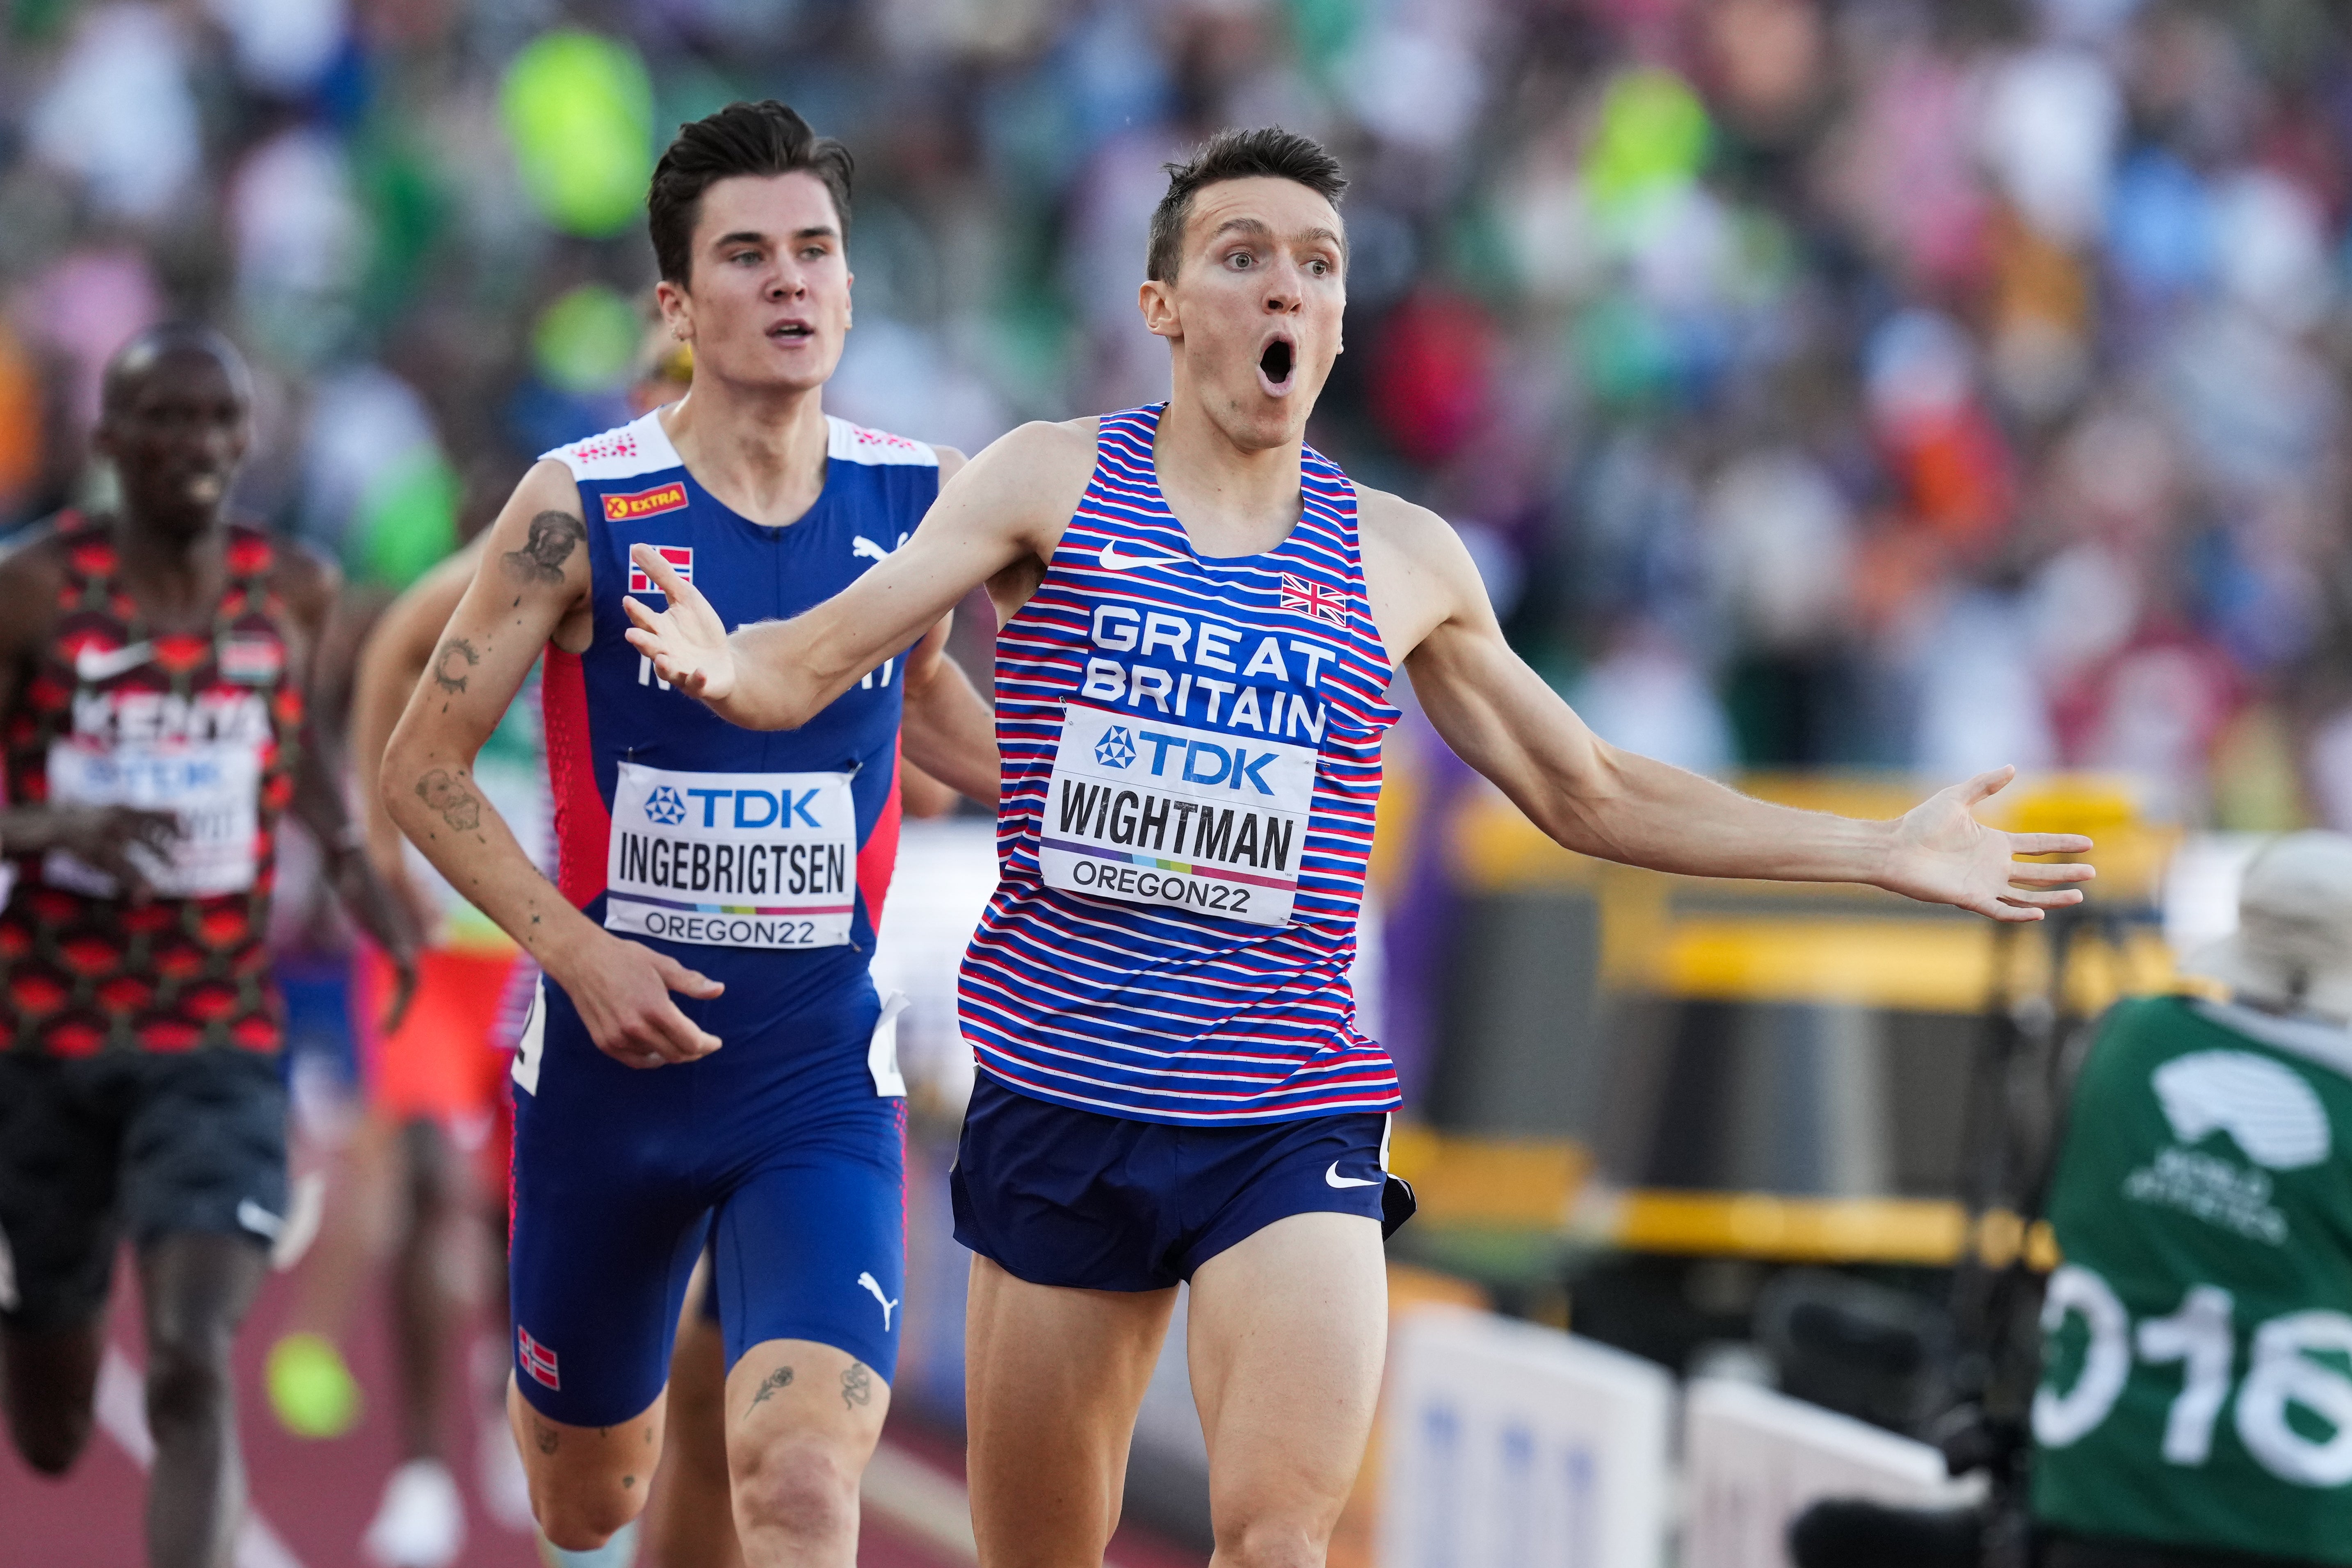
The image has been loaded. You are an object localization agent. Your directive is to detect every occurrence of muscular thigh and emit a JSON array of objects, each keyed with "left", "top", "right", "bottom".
[
  {"left": 1186, "top": 1212, "right": 1387, "bottom": 1537},
  {"left": 509, "top": 991, "right": 708, "bottom": 1429},
  {"left": 0, "top": 1055, "right": 123, "bottom": 1334}
]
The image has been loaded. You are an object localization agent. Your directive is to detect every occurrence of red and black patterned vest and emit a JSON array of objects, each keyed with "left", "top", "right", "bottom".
[{"left": 2, "top": 514, "right": 301, "bottom": 1056}]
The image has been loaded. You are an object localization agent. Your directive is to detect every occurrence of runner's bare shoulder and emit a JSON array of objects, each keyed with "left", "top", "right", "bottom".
[
  {"left": 265, "top": 533, "right": 342, "bottom": 630},
  {"left": 956, "top": 419, "right": 1098, "bottom": 536}
]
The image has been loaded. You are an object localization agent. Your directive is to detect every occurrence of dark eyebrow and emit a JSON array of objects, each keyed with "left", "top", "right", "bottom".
[
  {"left": 709, "top": 226, "right": 838, "bottom": 250},
  {"left": 1208, "top": 217, "right": 1342, "bottom": 251}
]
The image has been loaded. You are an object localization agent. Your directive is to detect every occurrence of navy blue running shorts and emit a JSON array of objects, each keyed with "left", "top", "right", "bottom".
[
  {"left": 507, "top": 974, "right": 905, "bottom": 1428},
  {"left": 950, "top": 1072, "right": 1413, "bottom": 1292}
]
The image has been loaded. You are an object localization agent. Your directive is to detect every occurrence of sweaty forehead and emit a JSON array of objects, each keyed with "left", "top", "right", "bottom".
[{"left": 1184, "top": 178, "right": 1344, "bottom": 250}]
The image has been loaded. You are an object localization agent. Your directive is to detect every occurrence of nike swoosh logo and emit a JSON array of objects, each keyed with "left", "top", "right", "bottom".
[
  {"left": 1097, "top": 541, "right": 1188, "bottom": 573},
  {"left": 235, "top": 1198, "right": 283, "bottom": 1239},
  {"left": 75, "top": 641, "right": 155, "bottom": 682},
  {"left": 1325, "top": 1162, "right": 1381, "bottom": 1189}
]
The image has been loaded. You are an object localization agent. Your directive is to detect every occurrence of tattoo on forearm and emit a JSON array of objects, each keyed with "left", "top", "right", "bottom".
[
  {"left": 534, "top": 1420, "right": 559, "bottom": 1455},
  {"left": 416, "top": 769, "right": 482, "bottom": 831},
  {"left": 502, "top": 511, "right": 585, "bottom": 585},
  {"left": 841, "top": 1362, "right": 872, "bottom": 1409},
  {"left": 749, "top": 1365, "right": 794, "bottom": 1408},
  {"left": 432, "top": 637, "right": 478, "bottom": 694}
]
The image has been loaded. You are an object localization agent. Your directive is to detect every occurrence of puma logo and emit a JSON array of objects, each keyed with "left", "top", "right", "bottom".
[{"left": 857, "top": 1271, "right": 899, "bottom": 1330}]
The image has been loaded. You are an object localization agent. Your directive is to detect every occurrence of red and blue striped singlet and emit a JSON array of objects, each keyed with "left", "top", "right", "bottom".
[{"left": 958, "top": 404, "right": 1402, "bottom": 1124}]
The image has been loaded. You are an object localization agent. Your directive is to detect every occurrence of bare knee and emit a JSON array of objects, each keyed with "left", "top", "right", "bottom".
[
  {"left": 1214, "top": 1513, "right": 1334, "bottom": 1568},
  {"left": 534, "top": 1485, "right": 645, "bottom": 1552},
  {"left": 733, "top": 1438, "right": 861, "bottom": 1545},
  {"left": 144, "top": 1331, "right": 233, "bottom": 1436}
]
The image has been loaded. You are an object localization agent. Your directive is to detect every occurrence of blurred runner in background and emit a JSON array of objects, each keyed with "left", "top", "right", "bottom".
[{"left": 0, "top": 323, "right": 419, "bottom": 1568}]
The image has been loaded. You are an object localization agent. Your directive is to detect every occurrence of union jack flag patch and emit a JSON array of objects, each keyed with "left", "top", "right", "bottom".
[
  {"left": 1279, "top": 573, "right": 1347, "bottom": 628},
  {"left": 518, "top": 1325, "right": 561, "bottom": 1390}
]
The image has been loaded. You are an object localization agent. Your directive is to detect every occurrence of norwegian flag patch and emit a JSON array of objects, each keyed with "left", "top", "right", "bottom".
[
  {"left": 518, "top": 1325, "right": 561, "bottom": 1390},
  {"left": 628, "top": 545, "right": 694, "bottom": 595},
  {"left": 1279, "top": 573, "right": 1347, "bottom": 628}
]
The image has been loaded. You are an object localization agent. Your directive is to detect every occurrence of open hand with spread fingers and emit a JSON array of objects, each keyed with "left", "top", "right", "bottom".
[
  {"left": 621, "top": 542, "right": 738, "bottom": 704},
  {"left": 1877, "top": 766, "right": 2095, "bottom": 922}
]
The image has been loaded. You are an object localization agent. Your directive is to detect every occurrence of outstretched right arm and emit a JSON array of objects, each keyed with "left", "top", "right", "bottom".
[
  {"left": 381, "top": 460, "right": 724, "bottom": 1068},
  {"left": 622, "top": 420, "right": 1093, "bottom": 729}
]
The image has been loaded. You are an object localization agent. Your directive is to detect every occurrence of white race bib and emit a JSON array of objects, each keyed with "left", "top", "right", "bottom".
[
  {"left": 603, "top": 762, "right": 858, "bottom": 949},
  {"left": 1037, "top": 703, "right": 1314, "bottom": 928},
  {"left": 43, "top": 738, "right": 261, "bottom": 897}
]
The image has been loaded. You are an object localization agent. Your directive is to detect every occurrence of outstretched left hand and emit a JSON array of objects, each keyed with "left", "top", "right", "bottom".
[{"left": 1877, "top": 766, "right": 2095, "bottom": 922}]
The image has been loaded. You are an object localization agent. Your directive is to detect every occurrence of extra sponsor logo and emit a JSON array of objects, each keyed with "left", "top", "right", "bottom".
[
  {"left": 605, "top": 482, "right": 689, "bottom": 525},
  {"left": 627, "top": 543, "right": 694, "bottom": 593}
]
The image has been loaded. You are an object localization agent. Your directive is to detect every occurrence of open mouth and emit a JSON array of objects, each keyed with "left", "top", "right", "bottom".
[
  {"left": 769, "top": 322, "right": 814, "bottom": 343},
  {"left": 1258, "top": 338, "right": 1295, "bottom": 393}
]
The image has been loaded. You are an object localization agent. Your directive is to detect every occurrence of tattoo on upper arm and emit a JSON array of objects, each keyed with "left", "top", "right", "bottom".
[
  {"left": 841, "top": 1362, "right": 872, "bottom": 1409},
  {"left": 502, "top": 511, "right": 585, "bottom": 585},
  {"left": 534, "top": 1420, "right": 559, "bottom": 1454},
  {"left": 432, "top": 637, "right": 478, "bottom": 694},
  {"left": 750, "top": 1366, "right": 794, "bottom": 1407},
  {"left": 416, "top": 769, "right": 482, "bottom": 831}
]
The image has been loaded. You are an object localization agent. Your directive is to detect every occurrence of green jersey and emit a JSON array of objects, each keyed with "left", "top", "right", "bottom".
[{"left": 2033, "top": 994, "right": 2352, "bottom": 1562}]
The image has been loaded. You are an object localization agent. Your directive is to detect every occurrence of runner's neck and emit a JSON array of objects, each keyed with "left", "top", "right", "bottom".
[
  {"left": 659, "top": 379, "right": 831, "bottom": 530},
  {"left": 1151, "top": 394, "right": 1307, "bottom": 560},
  {"left": 110, "top": 513, "right": 229, "bottom": 624}
]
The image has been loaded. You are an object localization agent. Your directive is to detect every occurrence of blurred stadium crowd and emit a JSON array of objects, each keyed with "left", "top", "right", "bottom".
[{"left": 2, "top": 0, "right": 2350, "bottom": 834}]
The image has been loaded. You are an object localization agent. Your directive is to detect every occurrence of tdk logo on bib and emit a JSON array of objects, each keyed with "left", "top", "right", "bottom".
[
  {"left": 604, "top": 762, "right": 856, "bottom": 950},
  {"left": 1095, "top": 727, "right": 1136, "bottom": 768}
]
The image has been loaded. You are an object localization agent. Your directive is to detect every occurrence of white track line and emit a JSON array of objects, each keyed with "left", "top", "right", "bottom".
[{"left": 97, "top": 1346, "right": 305, "bottom": 1568}]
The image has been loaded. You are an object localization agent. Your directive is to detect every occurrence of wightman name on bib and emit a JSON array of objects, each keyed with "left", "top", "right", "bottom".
[
  {"left": 604, "top": 761, "right": 856, "bottom": 949},
  {"left": 1039, "top": 702, "right": 1315, "bottom": 927}
]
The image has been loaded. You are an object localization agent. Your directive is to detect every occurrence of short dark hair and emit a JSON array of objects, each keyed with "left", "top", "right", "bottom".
[
  {"left": 647, "top": 100, "right": 853, "bottom": 286},
  {"left": 1146, "top": 126, "right": 1347, "bottom": 283}
]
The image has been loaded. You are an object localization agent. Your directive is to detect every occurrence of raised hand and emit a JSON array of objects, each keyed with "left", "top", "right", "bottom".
[
  {"left": 621, "top": 543, "right": 737, "bottom": 703},
  {"left": 1878, "top": 766, "right": 2095, "bottom": 922}
]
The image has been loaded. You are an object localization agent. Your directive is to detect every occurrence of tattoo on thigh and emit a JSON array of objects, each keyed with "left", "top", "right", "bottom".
[
  {"left": 502, "top": 511, "right": 585, "bottom": 585},
  {"left": 432, "top": 637, "right": 477, "bottom": 694},
  {"left": 534, "top": 1421, "right": 559, "bottom": 1455},
  {"left": 841, "top": 1362, "right": 872, "bottom": 1410},
  {"left": 750, "top": 1366, "right": 794, "bottom": 1408},
  {"left": 416, "top": 769, "right": 482, "bottom": 831}
]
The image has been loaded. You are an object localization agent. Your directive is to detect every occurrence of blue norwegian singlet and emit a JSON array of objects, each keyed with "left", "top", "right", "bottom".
[
  {"left": 958, "top": 404, "right": 1402, "bottom": 1124},
  {"left": 539, "top": 408, "right": 939, "bottom": 1012}
]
